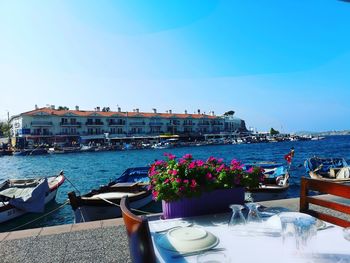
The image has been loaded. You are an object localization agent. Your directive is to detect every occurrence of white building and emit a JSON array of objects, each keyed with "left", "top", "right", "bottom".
[{"left": 10, "top": 106, "right": 247, "bottom": 146}]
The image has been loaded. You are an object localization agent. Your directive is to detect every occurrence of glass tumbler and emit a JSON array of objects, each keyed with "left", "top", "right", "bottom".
[
  {"left": 246, "top": 203, "right": 262, "bottom": 223},
  {"left": 228, "top": 204, "right": 246, "bottom": 230}
]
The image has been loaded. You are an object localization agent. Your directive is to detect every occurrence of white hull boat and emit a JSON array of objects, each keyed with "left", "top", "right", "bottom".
[{"left": 0, "top": 171, "right": 65, "bottom": 223}]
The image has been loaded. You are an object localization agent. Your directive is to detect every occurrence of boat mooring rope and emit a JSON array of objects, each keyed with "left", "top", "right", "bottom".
[
  {"left": 9, "top": 200, "right": 69, "bottom": 232},
  {"left": 97, "top": 196, "right": 151, "bottom": 215}
]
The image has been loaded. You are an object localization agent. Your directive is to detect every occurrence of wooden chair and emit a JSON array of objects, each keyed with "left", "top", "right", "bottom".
[
  {"left": 300, "top": 177, "right": 350, "bottom": 227},
  {"left": 120, "top": 196, "right": 156, "bottom": 263}
]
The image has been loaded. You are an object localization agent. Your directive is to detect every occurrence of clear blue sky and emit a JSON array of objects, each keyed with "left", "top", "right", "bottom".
[{"left": 1, "top": 0, "right": 350, "bottom": 132}]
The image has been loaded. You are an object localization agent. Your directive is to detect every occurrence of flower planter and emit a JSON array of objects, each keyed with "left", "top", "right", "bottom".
[{"left": 162, "top": 187, "right": 245, "bottom": 219}]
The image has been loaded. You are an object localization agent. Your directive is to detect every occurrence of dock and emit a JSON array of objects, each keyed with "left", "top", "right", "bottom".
[{"left": 0, "top": 196, "right": 348, "bottom": 263}]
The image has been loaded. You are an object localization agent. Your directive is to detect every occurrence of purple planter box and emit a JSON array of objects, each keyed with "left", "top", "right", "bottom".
[{"left": 162, "top": 187, "right": 245, "bottom": 219}]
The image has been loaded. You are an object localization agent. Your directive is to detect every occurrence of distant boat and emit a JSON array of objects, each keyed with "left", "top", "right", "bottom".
[
  {"left": 13, "top": 148, "right": 48, "bottom": 156},
  {"left": 305, "top": 157, "right": 350, "bottom": 181},
  {"left": 0, "top": 171, "right": 65, "bottom": 223},
  {"left": 68, "top": 167, "right": 151, "bottom": 223},
  {"left": 244, "top": 162, "right": 290, "bottom": 202}
]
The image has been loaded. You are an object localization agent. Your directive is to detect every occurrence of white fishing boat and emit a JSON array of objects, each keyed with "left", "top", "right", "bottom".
[
  {"left": 245, "top": 162, "right": 290, "bottom": 202},
  {"left": 0, "top": 171, "right": 65, "bottom": 223},
  {"left": 68, "top": 167, "right": 152, "bottom": 223},
  {"left": 305, "top": 157, "right": 350, "bottom": 181}
]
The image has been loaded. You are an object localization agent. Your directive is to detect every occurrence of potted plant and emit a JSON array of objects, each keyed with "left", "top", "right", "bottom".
[{"left": 148, "top": 153, "right": 264, "bottom": 219}]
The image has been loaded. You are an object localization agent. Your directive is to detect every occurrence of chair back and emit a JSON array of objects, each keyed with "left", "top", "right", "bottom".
[
  {"left": 120, "top": 196, "right": 156, "bottom": 263},
  {"left": 300, "top": 177, "right": 350, "bottom": 227}
]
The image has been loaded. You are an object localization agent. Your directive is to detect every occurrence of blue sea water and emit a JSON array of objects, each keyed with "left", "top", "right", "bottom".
[{"left": 0, "top": 135, "right": 349, "bottom": 232}]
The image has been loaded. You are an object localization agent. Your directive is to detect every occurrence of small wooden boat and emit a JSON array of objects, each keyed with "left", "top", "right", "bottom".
[
  {"left": 0, "top": 171, "right": 65, "bottom": 223},
  {"left": 68, "top": 167, "right": 151, "bottom": 223},
  {"left": 305, "top": 157, "right": 350, "bottom": 181},
  {"left": 245, "top": 162, "right": 290, "bottom": 202}
]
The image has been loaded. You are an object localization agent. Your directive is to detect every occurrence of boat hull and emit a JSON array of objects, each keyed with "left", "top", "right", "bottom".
[
  {"left": 72, "top": 194, "right": 152, "bottom": 223},
  {"left": 0, "top": 173, "right": 65, "bottom": 223}
]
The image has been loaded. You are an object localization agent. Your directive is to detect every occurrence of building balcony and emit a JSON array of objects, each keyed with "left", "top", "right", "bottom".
[
  {"left": 167, "top": 123, "right": 180, "bottom": 126},
  {"left": 198, "top": 123, "right": 210, "bottom": 126},
  {"left": 30, "top": 132, "right": 53, "bottom": 136},
  {"left": 149, "top": 122, "right": 164, "bottom": 126},
  {"left": 129, "top": 122, "right": 146, "bottom": 126},
  {"left": 85, "top": 122, "right": 104, "bottom": 126},
  {"left": 60, "top": 122, "right": 82, "bottom": 127},
  {"left": 108, "top": 121, "right": 125, "bottom": 126},
  {"left": 183, "top": 123, "right": 195, "bottom": 126},
  {"left": 56, "top": 132, "right": 80, "bottom": 136},
  {"left": 31, "top": 121, "right": 53, "bottom": 126}
]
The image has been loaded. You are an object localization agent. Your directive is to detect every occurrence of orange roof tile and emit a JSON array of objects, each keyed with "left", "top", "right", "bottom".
[{"left": 23, "top": 107, "right": 219, "bottom": 119}]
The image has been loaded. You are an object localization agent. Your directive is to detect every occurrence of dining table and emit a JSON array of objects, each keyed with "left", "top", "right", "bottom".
[{"left": 148, "top": 209, "right": 350, "bottom": 263}]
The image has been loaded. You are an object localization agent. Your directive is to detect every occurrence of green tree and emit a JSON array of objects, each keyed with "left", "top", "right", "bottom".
[
  {"left": 270, "top": 128, "right": 280, "bottom": 135},
  {"left": 223, "top": 110, "right": 235, "bottom": 116},
  {"left": 0, "top": 121, "right": 10, "bottom": 138},
  {"left": 57, "top": 106, "right": 69, "bottom": 111}
]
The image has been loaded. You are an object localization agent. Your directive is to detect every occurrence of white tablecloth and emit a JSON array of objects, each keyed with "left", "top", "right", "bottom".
[{"left": 149, "top": 214, "right": 350, "bottom": 263}]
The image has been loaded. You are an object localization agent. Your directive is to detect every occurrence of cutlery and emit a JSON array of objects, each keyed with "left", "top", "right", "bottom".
[
  {"left": 317, "top": 225, "right": 335, "bottom": 231},
  {"left": 171, "top": 248, "right": 226, "bottom": 258},
  {"left": 154, "top": 222, "right": 193, "bottom": 233}
]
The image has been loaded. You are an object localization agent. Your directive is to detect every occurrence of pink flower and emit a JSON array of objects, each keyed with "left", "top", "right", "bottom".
[
  {"left": 217, "top": 158, "right": 224, "bottom": 163},
  {"left": 179, "top": 158, "right": 186, "bottom": 165},
  {"left": 163, "top": 153, "right": 176, "bottom": 160},
  {"left": 189, "top": 162, "right": 196, "bottom": 169},
  {"left": 179, "top": 186, "right": 185, "bottom": 192},
  {"left": 190, "top": 179, "right": 197, "bottom": 188},
  {"left": 183, "top": 154, "right": 193, "bottom": 159},
  {"left": 183, "top": 179, "right": 189, "bottom": 184},
  {"left": 216, "top": 164, "right": 225, "bottom": 172},
  {"left": 164, "top": 178, "right": 170, "bottom": 184},
  {"left": 170, "top": 170, "right": 178, "bottom": 176},
  {"left": 176, "top": 178, "right": 182, "bottom": 183},
  {"left": 207, "top": 156, "right": 216, "bottom": 162},
  {"left": 196, "top": 160, "right": 205, "bottom": 167},
  {"left": 206, "top": 173, "right": 213, "bottom": 180},
  {"left": 247, "top": 167, "right": 254, "bottom": 173},
  {"left": 231, "top": 159, "right": 243, "bottom": 170},
  {"left": 152, "top": 191, "right": 158, "bottom": 199},
  {"left": 155, "top": 160, "right": 166, "bottom": 166}
]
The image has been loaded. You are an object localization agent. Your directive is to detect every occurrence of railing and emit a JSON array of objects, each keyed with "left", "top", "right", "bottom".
[
  {"left": 149, "top": 122, "right": 164, "bottom": 126},
  {"left": 57, "top": 132, "right": 80, "bottom": 135},
  {"left": 85, "top": 122, "right": 104, "bottom": 126},
  {"left": 108, "top": 121, "right": 125, "bottom": 126},
  {"left": 30, "top": 132, "right": 53, "bottom": 136},
  {"left": 129, "top": 122, "right": 146, "bottom": 126},
  {"left": 60, "top": 122, "right": 82, "bottom": 126},
  {"left": 31, "top": 121, "right": 53, "bottom": 126},
  {"left": 183, "top": 123, "right": 195, "bottom": 126}
]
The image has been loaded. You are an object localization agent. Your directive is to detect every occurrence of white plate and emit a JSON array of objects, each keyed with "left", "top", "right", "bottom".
[
  {"left": 151, "top": 220, "right": 192, "bottom": 233},
  {"left": 156, "top": 227, "right": 219, "bottom": 253}
]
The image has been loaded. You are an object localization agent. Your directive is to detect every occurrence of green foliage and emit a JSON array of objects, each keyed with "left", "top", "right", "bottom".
[
  {"left": 57, "top": 106, "right": 69, "bottom": 111},
  {"left": 270, "top": 127, "right": 280, "bottom": 135},
  {"left": 223, "top": 110, "right": 235, "bottom": 116},
  {"left": 0, "top": 121, "right": 10, "bottom": 137}
]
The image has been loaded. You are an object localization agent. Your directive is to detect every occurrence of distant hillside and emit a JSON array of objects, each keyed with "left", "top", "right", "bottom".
[{"left": 295, "top": 130, "right": 350, "bottom": 136}]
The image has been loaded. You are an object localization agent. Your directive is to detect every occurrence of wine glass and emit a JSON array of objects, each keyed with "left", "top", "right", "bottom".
[
  {"left": 228, "top": 204, "right": 246, "bottom": 229},
  {"left": 246, "top": 203, "right": 262, "bottom": 223}
]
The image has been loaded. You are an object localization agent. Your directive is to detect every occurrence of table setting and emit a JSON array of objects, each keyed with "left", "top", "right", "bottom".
[{"left": 148, "top": 204, "right": 350, "bottom": 263}]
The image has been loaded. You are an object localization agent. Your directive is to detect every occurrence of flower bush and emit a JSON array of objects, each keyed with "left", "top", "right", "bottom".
[{"left": 148, "top": 153, "right": 265, "bottom": 202}]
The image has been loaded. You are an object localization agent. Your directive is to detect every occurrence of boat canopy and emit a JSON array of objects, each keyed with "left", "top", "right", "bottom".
[
  {"left": 0, "top": 178, "right": 50, "bottom": 213},
  {"left": 114, "top": 167, "right": 150, "bottom": 184},
  {"left": 305, "top": 157, "right": 348, "bottom": 174}
]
